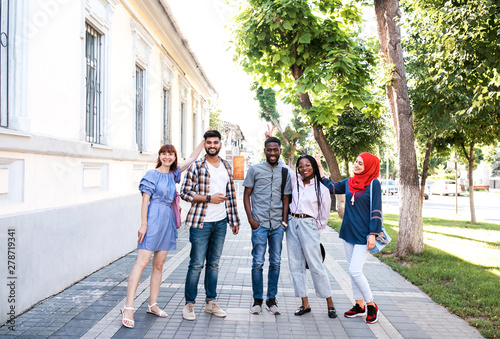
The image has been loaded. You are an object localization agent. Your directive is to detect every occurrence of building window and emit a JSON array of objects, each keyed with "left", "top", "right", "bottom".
[
  {"left": 135, "top": 66, "right": 145, "bottom": 152},
  {"left": 0, "top": 0, "right": 9, "bottom": 128},
  {"left": 162, "top": 88, "right": 170, "bottom": 144},
  {"left": 180, "top": 102, "right": 186, "bottom": 157},
  {"left": 85, "top": 24, "right": 102, "bottom": 143}
]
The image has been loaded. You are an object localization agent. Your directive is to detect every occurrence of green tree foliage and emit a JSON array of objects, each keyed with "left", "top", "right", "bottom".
[
  {"left": 251, "top": 83, "right": 309, "bottom": 167},
  {"left": 230, "top": 0, "right": 380, "bottom": 183},
  {"left": 403, "top": 0, "right": 500, "bottom": 114},
  {"left": 251, "top": 82, "right": 280, "bottom": 123},
  {"left": 208, "top": 100, "right": 222, "bottom": 130},
  {"left": 279, "top": 108, "right": 309, "bottom": 166},
  {"left": 403, "top": 0, "right": 500, "bottom": 223},
  {"left": 231, "top": 0, "right": 380, "bottom": 121},
  {"left": 324, "top": 109, "right": 385, "bottom": 176}
]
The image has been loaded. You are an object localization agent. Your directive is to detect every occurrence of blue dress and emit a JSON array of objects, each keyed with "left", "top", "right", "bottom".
[{"left": 138, "top": 167, "right": 181, "bottom": 251}]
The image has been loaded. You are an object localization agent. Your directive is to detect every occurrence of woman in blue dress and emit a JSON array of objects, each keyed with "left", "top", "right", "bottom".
[
  {"left": 121, "top": 142, "right": 203, "bottom": 329},
  {"left": 319, "top": 152, "right": 382, "bottom": 324}
]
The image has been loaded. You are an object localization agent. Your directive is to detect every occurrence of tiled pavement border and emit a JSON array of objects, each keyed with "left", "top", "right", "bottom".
[{"left": 0, "top": 208, "right": 484, "bottom": 338}]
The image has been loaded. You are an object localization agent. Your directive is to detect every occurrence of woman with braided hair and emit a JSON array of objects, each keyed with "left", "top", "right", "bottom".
[{"left": 286, "top": 154, "right": 337, "bottom": 319}]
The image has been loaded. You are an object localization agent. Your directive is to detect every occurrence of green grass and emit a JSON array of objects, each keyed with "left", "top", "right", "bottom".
[
  {"left": 328, "top": 213, "right": 500, "bottom": 339},
  {"left": 384, "top": 214, "right": 500, "bottom": 232}
]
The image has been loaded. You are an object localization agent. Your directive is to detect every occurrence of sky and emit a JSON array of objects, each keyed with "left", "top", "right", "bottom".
[
  {"left": 167, "top": 1, "right": 379, "bottom": 156},
  {"left": 167, "top": 0, "right": 268, "bottom": 155}
]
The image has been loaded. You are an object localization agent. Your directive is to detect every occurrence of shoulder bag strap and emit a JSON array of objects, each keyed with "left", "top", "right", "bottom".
[
  {"left": 281, "top": 166, "right": 287, "bottom": 199},
  {"left": 370, "top": 179, "right": 372, "bottom": 212}
]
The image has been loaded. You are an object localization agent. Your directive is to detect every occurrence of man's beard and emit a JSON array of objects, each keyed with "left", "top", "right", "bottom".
[
  {"left": 266, "top": 156, "right": 278, "bottom": 165},
  {"left": 206, "top": 147, "right": 220, "bottom": 156}
]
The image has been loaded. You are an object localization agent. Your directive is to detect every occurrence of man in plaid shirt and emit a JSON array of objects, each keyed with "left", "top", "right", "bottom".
[{"left": 180, "top": 130, "right": 240, "bottom": 321}]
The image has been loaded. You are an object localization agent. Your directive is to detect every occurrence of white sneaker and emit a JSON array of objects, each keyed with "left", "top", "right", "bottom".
[
  {"left": 250, "top": 304, "right": 262, "bottom": 314},
  {"left": 183, "top": 303, "right": 196, "bottom": 321},
  {"left": 266, "top": 299, "right": 281, "bottom": 315},
  {"left": 204, "top": 301, "right": 227, "bottom": 318},
  {"left": 267, "top": 304, "right": 281, "bottom": 315}
]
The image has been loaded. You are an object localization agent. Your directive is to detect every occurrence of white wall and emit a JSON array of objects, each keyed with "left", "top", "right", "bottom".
[{"left": 0, "top": 0, "right": 215, "bottom": 325}]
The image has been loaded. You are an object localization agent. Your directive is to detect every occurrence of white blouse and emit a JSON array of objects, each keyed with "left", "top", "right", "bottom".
[{"left": 289, "top": 174, "right": 331, "bottom": 232}]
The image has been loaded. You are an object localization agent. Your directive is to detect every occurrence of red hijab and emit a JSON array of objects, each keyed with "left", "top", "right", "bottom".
[{"left": 348, "top": 153, "right": 380, "bottom": 198}]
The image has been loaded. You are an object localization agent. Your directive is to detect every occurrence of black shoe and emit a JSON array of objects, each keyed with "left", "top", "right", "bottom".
[
  {"left": 328, "top": 307, "right": 337, "bottom": 318},
  {"left": 294, "top": 306, "right": 311, "bottom": 316},
  {"left": 253, "top": 298, "right": 263, "bottom": 306},
  {"left": 265, "top": 298, "right": 276, "bottom": 307},
  {"left": 344, "top": 303, "right": 366, "bottom": 318},
  {"left": 366, "top": 303, "right": 379, "bottom": 324},
  {"left": 250, "top": 299, "right": 263, "bottom": 314},
  {"left": 266, "top": 298, "right": 280, "bottom": 315}
]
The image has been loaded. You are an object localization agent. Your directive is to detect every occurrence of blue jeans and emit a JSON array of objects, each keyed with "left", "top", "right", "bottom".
[
  {"left": 286, "top": 216, "right": 331, "bottom": 298},
  {"left": 185, "top": 218, "right": 227, "bottom": 304},
  {"left": 251, "top": 225, "right": 285, "bottom": 300}
]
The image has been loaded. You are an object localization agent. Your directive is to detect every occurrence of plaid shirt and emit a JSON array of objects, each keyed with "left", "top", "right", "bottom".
[{"left": 180, "top": 156, "right": 240, "bottom": 229}]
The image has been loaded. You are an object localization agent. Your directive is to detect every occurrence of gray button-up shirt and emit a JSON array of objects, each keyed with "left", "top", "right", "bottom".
[{"left": 243, "top": 161, "right": 292, "bottom": 229}]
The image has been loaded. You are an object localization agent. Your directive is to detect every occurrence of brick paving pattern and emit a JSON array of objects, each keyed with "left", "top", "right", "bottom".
[{"left": 0, "top": 207, "right": 484, "bottom": 338}]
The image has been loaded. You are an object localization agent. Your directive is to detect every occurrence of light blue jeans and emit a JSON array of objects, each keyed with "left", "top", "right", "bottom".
[
  {"left": 286, "top": 216, "right": 331, "bottom": 298},
  {"left": 343, "top": 240, "right": 373, "bottom": 302},
  {"left": 185, "top": 218, "right": 227, "bottom": 303},
  {"left": 251, "top": 225, "right": 284, "bottom": 300}
]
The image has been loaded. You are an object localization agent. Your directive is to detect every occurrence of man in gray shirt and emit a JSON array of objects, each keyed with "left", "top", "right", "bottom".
[{"left": 243, "top": 137, "right": 292, "bottom": 315}]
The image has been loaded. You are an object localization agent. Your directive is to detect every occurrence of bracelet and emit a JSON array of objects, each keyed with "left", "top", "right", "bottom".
[
  {"left": 207, "top": 195, "right": 211, "bottom": 203},
  {"left": 281, "top": 221, "right": 287, "bottom": 227}
]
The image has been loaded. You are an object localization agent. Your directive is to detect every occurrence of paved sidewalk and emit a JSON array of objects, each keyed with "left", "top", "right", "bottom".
[{"left": 0, "top": 209, "right": 483, "bottom": 338}]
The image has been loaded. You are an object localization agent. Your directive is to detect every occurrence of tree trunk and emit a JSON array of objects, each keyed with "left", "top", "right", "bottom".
[
  {"left": 292, "top": 65, "right": 345, "bottom": 217},
  {"left": 462, "top": 143, "right": 477, "bottom": 224},
  {"left": 288, "top": 143, "right": 297, "bottom": 169},
  {"left": 312, "top": 125, "right": 346, "bottom": 218},
  {"left": 374, "top": 0, "right": 424, "bottom": 256},
  {"left": 420, "top": 141, "right": 433, "bottom": 208},
  {"left": 265, "top": 114, "right": 291, "bottom": 147},
  {"left": 272, "top": 118, "right": 292, "bottom": 147}
]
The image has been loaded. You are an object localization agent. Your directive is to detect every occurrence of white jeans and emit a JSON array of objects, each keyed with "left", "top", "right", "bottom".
[
  {"left": 343, "top": 240, "right": 373, "bottom": 303},
  {"left": 286, "top": 216, "right": 331, "bottom": 299}
]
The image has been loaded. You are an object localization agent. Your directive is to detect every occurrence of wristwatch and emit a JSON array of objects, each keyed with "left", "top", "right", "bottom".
[
  {"left": 281, "top": 221, "right": 287, "bottom": 227},
  {"left": 207, "top": 195, "right": 211, "bottom": 203}
]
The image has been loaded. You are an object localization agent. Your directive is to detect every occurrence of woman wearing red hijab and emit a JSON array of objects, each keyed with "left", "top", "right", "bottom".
[{"left": 319, "top": 152, "right": 382, "bottom": 324}]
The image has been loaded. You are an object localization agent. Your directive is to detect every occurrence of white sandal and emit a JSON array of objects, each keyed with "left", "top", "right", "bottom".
[
  {"left": 120, "top": 306, "right": 135, "bottom": 328},
  {"left": 147, "top": 303, "right": 168, "bottom": 317}
]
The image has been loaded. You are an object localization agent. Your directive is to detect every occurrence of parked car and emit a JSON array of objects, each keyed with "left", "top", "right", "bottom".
[
  {"left": 421, "top": 179, "right": 435, "bottom": 200},
  {"left": 380, "top": 179, "right": 399, "bottom": 195},
  {"left": 429, "top": 179, "right": 461, "bottom": 196}
]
